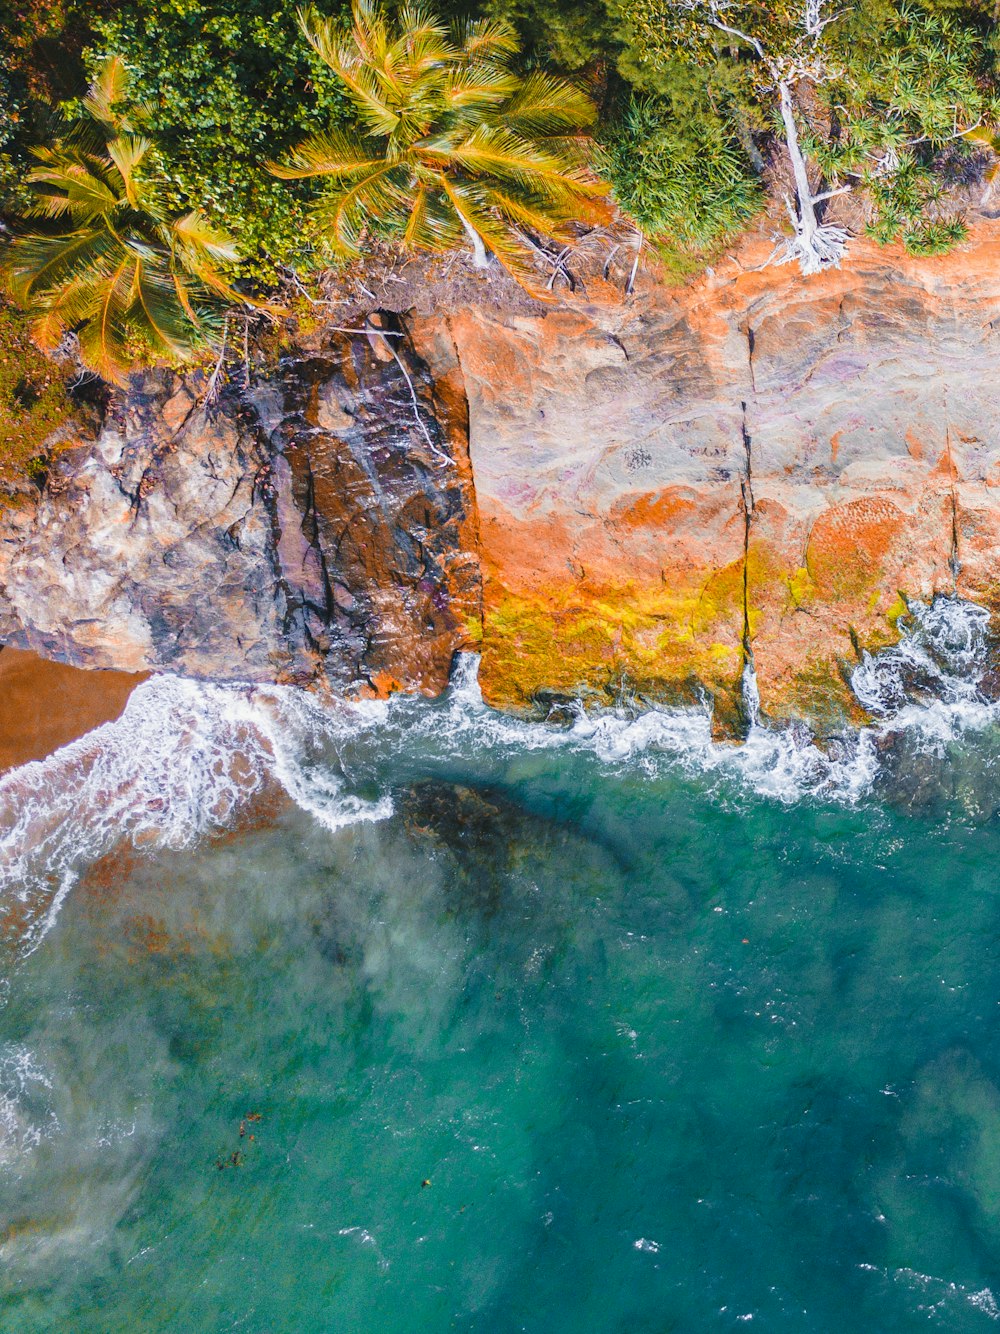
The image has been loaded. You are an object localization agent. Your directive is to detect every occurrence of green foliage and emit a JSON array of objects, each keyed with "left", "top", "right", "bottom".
[
  {"left": 615, "top": 0, "right": 994, "bottom": 261},
  {"left": 813, "top": 2, "right": 995, "bottom": 253},
  {"left": 85, "top": 0, "right": 354, "bottom": 279},
  {"left": 619, "top": 0, "right": 830, "bottom": 94},
  {"left": 0, "top": 60, "right": 23, "bottom": 205},
  {"left": 0, "top": 0, "right": 106, "bottom": 206},
  {"left": 2, "top": 0, "right": 997, "bottom": 296},
  {"left": 863, "top": 157, "right": 969, "bottom": 253},
  {"left": 604, "top": 95, "right": 761, "bottom": 251},
  {"left": 0, "top": 300, "right": 71, "bottom": 487},
  {"left": 2, "top": 58, "right": 246, "bottom": 383},
  {"left": 480, "top": 0, "right": 620, "bottom": 72},
  {"left": 271, "top": 0, "right": 606, "bottom": 290},
  {"left": 820, "top": 3, "right": 995, "bottom": 171}
]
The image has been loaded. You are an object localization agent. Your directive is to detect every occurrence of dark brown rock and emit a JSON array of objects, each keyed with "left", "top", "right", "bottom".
[{"left": 0, "top": 315, "right": 481, "bottom": 697}]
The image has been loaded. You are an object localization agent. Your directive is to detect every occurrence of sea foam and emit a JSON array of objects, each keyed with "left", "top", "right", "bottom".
[
  {"left": 0, "top": 676, "right": 391, "bottom": 959},
  {"left": 0, "top": 595, "right": 996, "bottom": 955}
]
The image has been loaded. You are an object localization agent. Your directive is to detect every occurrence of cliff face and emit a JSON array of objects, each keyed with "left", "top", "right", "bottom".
[
  {"left": 0, "top": 316, "right": 479, "bottom": 698},
  {"left": 441, "top": 230, "right": 1000, "bottom": 731},
  {"left": 3, "top": 231, "right": 1000, "bottom": 730}
]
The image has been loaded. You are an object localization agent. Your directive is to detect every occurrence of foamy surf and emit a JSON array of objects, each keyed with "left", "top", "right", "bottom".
[
  {"left": 0, "top": 594, "right": 997, "bottom": 957},
  {"left": 380, "top": 595, "right": 997, "bottom": 807},
  {"left": 0, "top": 676, "right": 392, "bottom": 960}
]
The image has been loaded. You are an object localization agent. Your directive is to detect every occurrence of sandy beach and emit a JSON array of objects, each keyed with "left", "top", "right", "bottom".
[{"left": 0, "top": 647, "right": 146, "bottom": 771}]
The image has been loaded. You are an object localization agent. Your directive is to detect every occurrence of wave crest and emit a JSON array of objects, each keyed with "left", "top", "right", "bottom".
[{"left": 0, "top": 595, "right": 996, "bottom": 955}]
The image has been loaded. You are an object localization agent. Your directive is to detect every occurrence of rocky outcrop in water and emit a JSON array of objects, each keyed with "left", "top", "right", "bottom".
[
  {"left": 0, "top": 315, "right": 480, "bottom": 696},
  {"left": 4, "top": 227, "right": 1000, "bottom": 728}
]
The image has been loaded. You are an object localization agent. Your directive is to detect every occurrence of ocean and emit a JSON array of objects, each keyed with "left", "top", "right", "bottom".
[{"left": 2, "top": 599, "right": 1000, "bottom": 1331}]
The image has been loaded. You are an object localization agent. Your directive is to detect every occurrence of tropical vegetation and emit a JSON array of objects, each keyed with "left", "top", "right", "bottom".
[
  {"left": 0, "top": 299, "right": 72, "bottom": 486},
  {"left": 3, "top": 57, "right": 246, "bottom": 383},
  {"left": 0, "top": 0, "right": 998, "bottom": 382},
  {"left": 269, "top": 3, "right": 606, "bottom": 289}
]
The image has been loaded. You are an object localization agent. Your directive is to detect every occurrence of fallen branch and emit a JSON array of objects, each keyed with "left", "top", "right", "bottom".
[
  {"left": 364, "top": 318, "right": 451, "bottom": 467},
  {"left": 203, "top": 314, "right": 230, "bottom": 404},
  {"left": 626, "top": 232, "right": 643, "bottom": 296}
]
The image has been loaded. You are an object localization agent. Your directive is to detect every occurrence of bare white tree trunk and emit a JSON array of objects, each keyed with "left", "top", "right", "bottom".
[
  {"left": 776, "top": 79, "right": 848, "bottom": 276},
  {"left": 684, "top": 0, "right": 852, "bottom": 278},
  {"left": 457, "top": 211, "right": 489, "bottom": 268}
]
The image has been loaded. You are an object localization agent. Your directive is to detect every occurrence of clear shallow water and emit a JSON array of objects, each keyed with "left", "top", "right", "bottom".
[{"left": 4, "top": 604, "right": 1000, "bottom": 1330}]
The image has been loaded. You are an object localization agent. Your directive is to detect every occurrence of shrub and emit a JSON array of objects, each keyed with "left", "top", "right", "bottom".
[
  {"left": 0, "top": 300, "right": 71, "bottom": 487},
  {"left": 85, "top": 0, "right": 354, "bottom": 280},
  {"left": 604, "top": 96, "right": 761, "bottom": 253}
]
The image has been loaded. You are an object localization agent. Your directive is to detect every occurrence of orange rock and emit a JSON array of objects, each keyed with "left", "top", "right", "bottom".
[{"left": 434, "top": 223, "right": 1000, "bottom": 730}]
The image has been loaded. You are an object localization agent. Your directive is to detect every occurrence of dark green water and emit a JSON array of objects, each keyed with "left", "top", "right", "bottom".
[{"left": 4, "top": 618, "right": 1000, "bottom": 1331}]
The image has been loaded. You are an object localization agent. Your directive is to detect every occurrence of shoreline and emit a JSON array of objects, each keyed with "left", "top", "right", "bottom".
[{"left": 0, "top": 647, "right": 146, "bottom": 772}]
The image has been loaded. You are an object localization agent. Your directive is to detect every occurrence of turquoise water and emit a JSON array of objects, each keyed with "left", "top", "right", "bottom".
[{"left": 4, "top": 608, "right": 1000, "bottom": 1330}]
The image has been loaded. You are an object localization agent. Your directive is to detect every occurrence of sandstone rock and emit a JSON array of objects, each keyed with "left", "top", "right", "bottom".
[
  {"left": 437, "top": 227, "right": 1000, "bottom": 728},
  {"left": 5, "top": 228, "right": 1000, "bottom": 733},
  {"left": 0, "top": 317, "right": 480, "bottom": 697}
]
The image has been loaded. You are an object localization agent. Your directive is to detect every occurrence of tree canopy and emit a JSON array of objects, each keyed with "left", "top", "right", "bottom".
[
  {"left": 269, "top": 1, "right": 607, "bottom": 290},
  {"left": 1, "top": 0, "right": 999, "bottom": 380},
  {"left": 2, "top": 58, "right": 245, "bottom": 382}
]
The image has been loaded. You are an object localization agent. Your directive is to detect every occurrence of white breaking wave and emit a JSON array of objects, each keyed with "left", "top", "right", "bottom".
[
  {"left": 387, "top": 651, "right": 882, "bottom": 805},
  {"left": 0, "top": 594, "right": 996, "bottom": 956},
  {"left": 379, "top": 595, "right": 998, "bottom": 806},
  {"left": 0, "top": 675, "right": 392, "bottom": 960}
]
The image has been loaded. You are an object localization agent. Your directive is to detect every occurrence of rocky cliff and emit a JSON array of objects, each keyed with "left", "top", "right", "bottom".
[
  {"left": 440, "top": 226, "right": 1000, "bottom": 732},
  {"left": 4, "top": 228, "right": 1000, "bottom": 732},
  {"left": 0, "top": 314, "right": 480, "bottom": 698}
]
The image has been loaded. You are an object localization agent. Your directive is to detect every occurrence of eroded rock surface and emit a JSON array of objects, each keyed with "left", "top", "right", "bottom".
[
  {"left": 440, "top": 229, "right": 1000, "bottom": 729},
  {"left": 5, "top": 230, "right": 1000, "bottom": 730},
  {"left": 0, "top": 317, "right": 480, "bottom": 696}
]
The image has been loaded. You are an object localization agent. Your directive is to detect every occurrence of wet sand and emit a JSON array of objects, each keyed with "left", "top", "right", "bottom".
[{"left": 0, "top": 647, "right": 146, "bottom": 772}]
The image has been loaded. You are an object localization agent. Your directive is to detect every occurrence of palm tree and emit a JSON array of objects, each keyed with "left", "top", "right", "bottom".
[
  {"left": 2, "top": 58, "right": 244, "bottom": 385},
  {"left": 269, "top": 1, "right": 607, "bottom": 290}
]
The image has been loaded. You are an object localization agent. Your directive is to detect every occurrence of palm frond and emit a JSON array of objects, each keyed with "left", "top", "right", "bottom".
[
  {"left": 451, "top": 17, "right": 519, "bottom": 64},
  {"left": 131, "top": 263, "right": 201, "bottom": 360},
  {"left": 4, "top": 229, "right": 124, "bottom": 304},
  {"left": 308, "top": 161, "right": 402, "bottom": 255},
  {"left": 421, "top": 126, "right": 606, "bottom": 199},
  {"left": 403, "top": 180, "right": 464, "bottom": 248},
  {"left": 436, "top": 175, "right": 548, "bottom": 294},
  {"left": 277, "top": 0, "right": 601, "bottom": 287},
  {"left": 268, "top": 129, "right": 386, "bottom": 179},
  {"left": 387, "top": 5, "right": 452, "bottom": 83},
  {"left": 25, "top": 150, "right": 122, "bottom": 219},
  {"left": 2, "top": 53, "right": 251, "bottom": 381},
  {"left": 500, "top": 72, "right": 597, "bottom": 133},
  {"left": 106, "top": 135, "right": 154, "bottom": 206},
  {"left": 82, "top": 56, "right": 128, "bottom": 128},
  {"left": 170, "top": 210, "right": 241, "bottom": 266},
  {"left": 441, "top": 64, "right": 517, "bottom": 112},
  {"left": 484, "top": 187, "right": 576, "bottom": 240},
  {"left": 299, "top": 9, "right": 401, "bottom": 137},
  {"left": 75, "top": 255, "right": 135, "bottom": 384}
]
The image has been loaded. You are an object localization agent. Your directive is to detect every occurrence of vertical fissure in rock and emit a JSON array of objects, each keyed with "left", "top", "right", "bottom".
[
  {"left": 740, "top": 400, "right": 756, "bottom": 670},
  {"left": 247, "top": 413, "right": 308, "bottom": 673},
  {"left": 945, "top": 420, "right": 961, "bottom": 587},
  {"left": 744, "top": 323, "right": 757, "bottom": 395}
]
